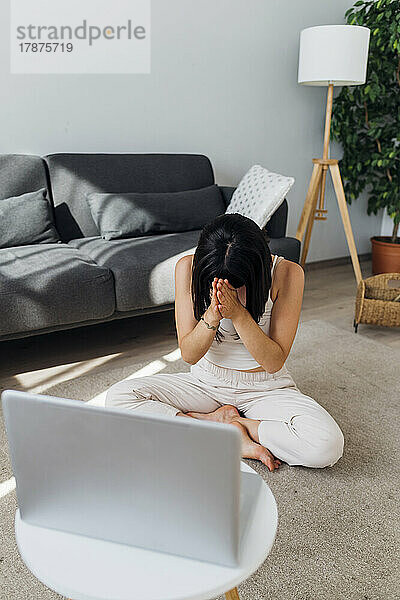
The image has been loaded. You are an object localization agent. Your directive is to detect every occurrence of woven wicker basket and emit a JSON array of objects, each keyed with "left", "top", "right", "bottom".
[{"left": 354, "top": 272, "right": 400, "bottom": 331}]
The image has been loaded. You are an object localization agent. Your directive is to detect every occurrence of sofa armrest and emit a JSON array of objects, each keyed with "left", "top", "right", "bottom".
[
  {"left": 265, "top": 200, "right": 287, "bottom": 239},
  {"left": 219, "top": 186, "right": 235, "bottom": 208}
]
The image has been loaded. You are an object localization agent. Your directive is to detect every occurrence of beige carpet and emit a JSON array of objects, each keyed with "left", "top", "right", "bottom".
[{"left": 1, "top": 320, "right": 399, "bottom": 599}]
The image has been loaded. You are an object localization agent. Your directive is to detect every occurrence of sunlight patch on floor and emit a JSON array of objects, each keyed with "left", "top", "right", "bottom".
[
  {"left": 88, "top": 347, "right": 182, "bottom": 407},
  {"left": 14, "top": 352, "right": 122, "bottom": 394},
  {"left": 0, "top": 476, "right": 16, "bottom": 499},
  {"left": 162, "top": 348, "right": 181, "bottom": 362},
  {"left": 126, "top": 359, "right": 167, "bottom": 380}
]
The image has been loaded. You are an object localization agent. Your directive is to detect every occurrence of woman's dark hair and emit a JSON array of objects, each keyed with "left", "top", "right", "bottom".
[{"left": 191, "top": 213, "right": 272, "bottom": 340}]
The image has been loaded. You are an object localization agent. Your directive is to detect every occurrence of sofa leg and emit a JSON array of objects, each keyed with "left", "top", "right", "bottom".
[{"left": 225, "top": 588, "right": 240, "bottom": 600}]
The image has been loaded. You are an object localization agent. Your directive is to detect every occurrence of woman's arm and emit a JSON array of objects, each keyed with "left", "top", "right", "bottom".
[
  {"left": 216, "top": 260, "right": 304, "bottom": 373},
  {"left": 174, "top": 255, "right": 222, "bottom": 365}
]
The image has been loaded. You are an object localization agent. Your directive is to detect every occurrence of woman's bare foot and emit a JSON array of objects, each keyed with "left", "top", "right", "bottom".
[
  {"left": 232, "top": 422, "right": 279, "bottom": 472},
  {"left": 187, "top": 405, "right": 240, "bottom": 423},
  {"left": 188, "top": 405, "right": 280, "bottom": 471}
]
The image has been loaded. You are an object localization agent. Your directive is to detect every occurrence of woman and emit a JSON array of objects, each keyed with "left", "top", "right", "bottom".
[{"left": 106, "top": 214, "right": 344, "bottom": 471}]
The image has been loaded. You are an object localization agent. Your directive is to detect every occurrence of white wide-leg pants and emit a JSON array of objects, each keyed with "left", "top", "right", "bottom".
[{"left": 106, "top": 357, "right": 344, "bottom": 469}]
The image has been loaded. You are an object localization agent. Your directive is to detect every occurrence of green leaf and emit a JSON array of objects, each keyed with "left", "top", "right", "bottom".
[{"left": 330, "top": 0, "right": 400, "bottom": 224}]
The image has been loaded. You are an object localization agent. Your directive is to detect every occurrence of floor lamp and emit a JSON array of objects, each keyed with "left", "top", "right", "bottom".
[{"left": 296, "top": 25, "right": 370, "bottom": 284}]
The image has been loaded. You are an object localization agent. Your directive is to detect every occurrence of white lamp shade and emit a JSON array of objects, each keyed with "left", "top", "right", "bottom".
[{"left": 298, "top": 25, "right": 370, "bottom": 86}]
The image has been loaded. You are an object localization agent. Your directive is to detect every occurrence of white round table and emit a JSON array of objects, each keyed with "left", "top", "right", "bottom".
[{"left": 15, "top": 463, "right": 278, "bottom": 600}]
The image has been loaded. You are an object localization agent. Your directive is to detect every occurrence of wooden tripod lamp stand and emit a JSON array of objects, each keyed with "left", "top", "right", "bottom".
[{"left": 296, "top": 25, "right": 370, "bottom": 284}]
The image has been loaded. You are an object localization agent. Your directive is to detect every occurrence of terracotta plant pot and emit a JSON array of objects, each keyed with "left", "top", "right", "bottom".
[{"left": 371, "top": 236, "right": 400, "bottom": 275}]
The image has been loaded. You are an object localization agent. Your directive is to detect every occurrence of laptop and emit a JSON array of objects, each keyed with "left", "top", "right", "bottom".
[{"left": 2, "top": 390, "right": 262, "bottom": 567}]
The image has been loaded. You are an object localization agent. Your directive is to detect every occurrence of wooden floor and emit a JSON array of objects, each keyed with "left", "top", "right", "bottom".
[{"left": 0, "top": 259, "right": 398, "bottom": 394}]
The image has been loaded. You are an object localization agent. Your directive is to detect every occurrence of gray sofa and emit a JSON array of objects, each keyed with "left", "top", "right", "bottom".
[{"left": 0, "top": 153, "right": 300, "bottom": 341}]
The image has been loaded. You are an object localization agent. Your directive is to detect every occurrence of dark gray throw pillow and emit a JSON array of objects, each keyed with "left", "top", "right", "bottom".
[
  {"left": 0, "top": 189, "right": 60, "bottom": 249},
  {"left": 86, "top": 185, "right": 225, "bottom": 240}
]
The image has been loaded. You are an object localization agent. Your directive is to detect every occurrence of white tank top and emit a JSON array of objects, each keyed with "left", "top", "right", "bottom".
[{"left": 203, "top": 255, "right": 284, "bottom": 370}]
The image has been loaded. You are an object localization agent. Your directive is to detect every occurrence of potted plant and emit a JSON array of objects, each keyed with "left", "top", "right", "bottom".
[{"left": 331, "top": 0, "right": 399, "bottom": 274}]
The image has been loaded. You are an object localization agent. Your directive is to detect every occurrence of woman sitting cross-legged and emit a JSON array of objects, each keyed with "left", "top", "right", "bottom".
[{"left": 106, "top": 214, "right": 344, "bottom": 471}]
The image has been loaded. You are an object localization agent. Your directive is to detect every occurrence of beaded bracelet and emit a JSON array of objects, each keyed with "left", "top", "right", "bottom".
[{"left": 200, "top": 315, "right": 218, "bottom": 331}]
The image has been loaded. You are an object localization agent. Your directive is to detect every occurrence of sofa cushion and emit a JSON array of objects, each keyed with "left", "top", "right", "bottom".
[
  {"left": 86, "top": 185, "right": 225, "bottom": 240},
  {"left": 0, "top": 244, "right": 115, "bottom": 337},
  {"left": 220, "top": 187, "right": 289, "bottom": 239},
  {"left": 45, "top": 154, "right": 215, "bottom": 242},
  {"left": 225, "top": 165, "right": 294, "bottom": 228},
  {"left": 0, "top": 154, "right": 49, "bottom": 201},
  {"left": 69, "top": 231, "right": 200, "bottom": 312},
  {"left": 0, "top": 189, "right": 60, "bottom": 249}
]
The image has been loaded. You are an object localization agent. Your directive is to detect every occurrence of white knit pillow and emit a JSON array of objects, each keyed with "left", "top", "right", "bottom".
[{"left": 225, "top": 165, "right": 295, "bottom": 228}]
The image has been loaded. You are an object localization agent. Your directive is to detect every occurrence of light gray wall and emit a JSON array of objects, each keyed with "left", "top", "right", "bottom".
[{"left": 0, "top": 0, "right": 381, "bottom": 262}]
